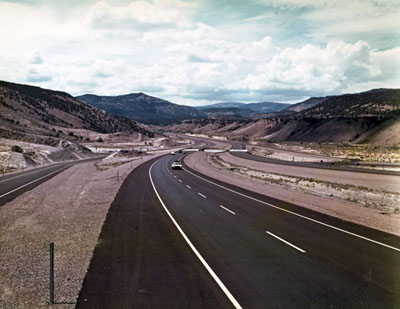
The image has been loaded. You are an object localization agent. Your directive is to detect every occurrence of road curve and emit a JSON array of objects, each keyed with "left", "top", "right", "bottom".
[
  {"left": 180, "top": 134, "right": 400, "bottom": 176},
  {"left": 77, "top": 153, "right": 400, "bottom": 308}
]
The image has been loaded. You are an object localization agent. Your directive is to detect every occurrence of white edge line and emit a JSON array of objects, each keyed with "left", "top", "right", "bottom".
[
  {"left": 149, "top": 159, "right": 242, "bottom": 309},
  {"left": 220, "top": 205, "right": 236, "bottom": 215},
  {"left": 266, "top": 231, "right": 306, "bottom": 253},
  {"left": 183, "top": 168, "right": 400, "bottom": 252},
  {"left": 186, "top": 185, "right": 192, "bottom": 189},
  {"left": 0, "top": 166, "right": 69, "bottom": 199},
  {"left": 178, "top": 179, "right": 182, "bottom": 183},
  {"left": 0, "top": 163, "right": 63, "bottom": 183},
  {"left": 198, "top": 192, "right": 207, "bottom": 198}
]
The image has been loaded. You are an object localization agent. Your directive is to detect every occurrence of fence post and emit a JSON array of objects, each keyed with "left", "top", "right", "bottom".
[{"left": 50, "top": 242, "right": 54, "bottom": 304}]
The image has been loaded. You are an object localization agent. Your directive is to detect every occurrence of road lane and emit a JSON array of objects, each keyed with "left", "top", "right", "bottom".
[
  {"left": 0, "top": 156, "right": 105, "bottom": 207},
  {"left": 76, "top": 156, "right": 233, "bottom": 308},
  {"left": 156, "top": 154, "right": 400, "bottom": 307},
  {"left": 78, "top": 153, "right": 400, "bottom": 307},
  {"left": 0, "top": 163, "right": 72, "bottom": 206}
]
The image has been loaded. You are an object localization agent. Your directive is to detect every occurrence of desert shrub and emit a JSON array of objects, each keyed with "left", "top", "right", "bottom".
[
  {"left": 11, "top": 145, "right": 23, "bottom": 153},
  {"left": 97, "top": 137, "right": 104, "bottom": 142}
]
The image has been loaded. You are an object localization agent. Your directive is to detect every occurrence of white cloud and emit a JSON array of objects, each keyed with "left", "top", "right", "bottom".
[
  {"left": 0, "top": 1, "right": 398, "bottom": 105},
  {"left": 84, "top": 0, "right": 195, "bottom": 29},
  {"left": 29, "top": 50, "right": 44, "bottom": 64},
  {"left": 240, "top": 40, "right": 400, "bottom": 98}
]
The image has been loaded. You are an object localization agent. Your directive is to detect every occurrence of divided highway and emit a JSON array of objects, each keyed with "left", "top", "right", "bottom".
[
  {"left": 0, "top": 157, "right": 104, "bottom": 207},
  {"left": 77, "top": 154, "right": 400, "bottom": 308}
]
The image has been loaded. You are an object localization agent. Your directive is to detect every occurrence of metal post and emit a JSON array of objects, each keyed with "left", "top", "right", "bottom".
[{"left": 50, "top": 242, "right": 54, "bottom": 304}]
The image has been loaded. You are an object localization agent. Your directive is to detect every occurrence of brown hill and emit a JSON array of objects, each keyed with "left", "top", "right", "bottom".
[
  {"left": 0, "top": 81, "right": 153, "bottom": 145},
  {"left": 168, "top": 117, "right": 399, "bottom": 145},
  {"left": 166, "top": 89, "right": 400, "bottom": 146}
]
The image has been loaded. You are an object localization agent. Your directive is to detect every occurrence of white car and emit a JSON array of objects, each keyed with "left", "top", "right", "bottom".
[
  {"left": 171, "top": 161, "right": 183, "bottom": 170},
  {"left": 170, "top": 151, "right": 175, "bottom": 155}
]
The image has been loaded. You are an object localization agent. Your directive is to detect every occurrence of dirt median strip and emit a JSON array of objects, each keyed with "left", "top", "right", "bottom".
[{"left": 0, "top": 152, "right": 167, "bottom": 308}]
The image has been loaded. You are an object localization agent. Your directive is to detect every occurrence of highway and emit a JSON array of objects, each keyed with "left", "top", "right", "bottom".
[
  {"left": 183, "top": 135, "right": 400, "bottom": 176},
  {"left": 77, "top": 153, "right": 400, "bottom": 308},
  {"left": 0, "top": 157, "right": 104, "bottom": 207}
]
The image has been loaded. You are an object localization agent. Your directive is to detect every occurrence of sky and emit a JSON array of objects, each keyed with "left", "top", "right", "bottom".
[{"left": 0, "top": 0, "right": 399, "bottom": 106}]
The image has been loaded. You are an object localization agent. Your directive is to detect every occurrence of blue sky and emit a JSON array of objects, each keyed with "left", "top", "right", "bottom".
[{"left": 0, "top": 0, "right": 399, "bottom": 105}]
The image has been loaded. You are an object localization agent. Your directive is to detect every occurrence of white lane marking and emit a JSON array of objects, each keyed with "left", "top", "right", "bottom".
[
  {"left": 149, "top": 160, "right": 242, "bottom": 309},
  {"left": 220, "top": 205, "right": 236, "bottom": 215},
  {"left": 173, "top": 175, "right": 177, "bottom": 178},
  {"left": 266, "top": 231, "right": 306, "bottom": 253},
  {"left": 0, "top": 163, "right": 63, "bottom": 183},
  {"left": 186, "top": 185, "right": 192, "bottom": 189},
  {"left": 0, "top": 166, "right": 68, "bottom": 199},
  {"left": 198, "top": 193, "right": 207, "bottom": 199},
  {"left": 184, "top": 168, "right": 400, "bottom": 252},
  {"left": 178, "top": 179, "right": 182, "bottom": 183}
]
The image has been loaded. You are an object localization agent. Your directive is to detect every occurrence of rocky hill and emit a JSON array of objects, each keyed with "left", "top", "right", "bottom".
[
  {"left": 167, "top": 89, "right": 400, "bottom": 145},
  {"left": 77, "top": 93, "right": 204, "bottom": 125},
  {"left": 298, "top": 88, "right": 400, "bottom": 118},
  {"left": 0, "top": 81, "right": 152, "bottom": 145}
]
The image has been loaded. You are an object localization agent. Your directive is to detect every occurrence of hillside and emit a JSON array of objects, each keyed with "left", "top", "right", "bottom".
[
  {"left": 196, "top": 102, "right": 246, "bottom": 109},
  {"left": 196, "top": 101, "right": 291, "bottom": 115},
  {"left": 0, "top": 81, "right": 152, "bottom": 145},
  {"left": 167, "top": 88, "right": 400, "bottom": 145},
  {"left": 284, "top": 97, "right": 325, "bottom": 113},
  {"left": 77, "top": 93, "right": 204, "bottom": 125},
  {"left": 298, "top": 88, "right": 400, "bottom": 118},
  {"left": 201, "top": 107, "right": 254, "bottom": 119}
]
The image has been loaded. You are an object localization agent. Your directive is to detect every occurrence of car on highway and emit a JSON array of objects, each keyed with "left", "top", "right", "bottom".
[
  {"left": 171, "top": 161, "right": 183, "bottom": 170},
  {"left": 170, "top": 151, "right": 175, "bottom": 155}
]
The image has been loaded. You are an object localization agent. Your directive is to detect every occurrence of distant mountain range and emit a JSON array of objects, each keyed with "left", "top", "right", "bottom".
[
  {"left": 1, "top": 79, "right": 398, "bottom": 145},
  {"left": 77, "top": 93, "right": 204, "bottom": 125},
  {"left": 195, "top": 101, "right": 291, "bottom": 119},
  {"left": 0, "top": 81, "right": 152, "bottom": 144},
  {"left": 77, "top": 94, "right": 293, "bottom": 124},
  {"left": 197, "top": 101, "right": 291, "bottom": 113}
]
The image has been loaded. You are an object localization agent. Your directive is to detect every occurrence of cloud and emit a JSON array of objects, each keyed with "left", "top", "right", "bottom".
[
  {"left": 240, "top": 40, "right": 400, "bottom": 97},
  {"left": 0, "top": 1, "right": 398, "bottom": 105},
  {"left": 187, "top": 54, "right": 217, "bottom": 63},
  {"left": 26, "top": 68, "right": 52, "bottom": 83},
  {"left": 29, "top": 51, "right": 44, "bottom": 64},
  {"left": 84, "top": 0, "right": 195, "bottom": 30}
]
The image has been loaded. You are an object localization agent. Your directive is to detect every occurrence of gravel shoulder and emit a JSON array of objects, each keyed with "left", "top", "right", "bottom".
[
  {"left": 0, "top": 151, "right": 169, "bottom": 308},
  {"left": 184, "top": 152, "right": 400, "bottom": 237}
]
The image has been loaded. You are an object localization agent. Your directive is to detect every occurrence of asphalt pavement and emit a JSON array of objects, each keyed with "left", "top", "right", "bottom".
[
  {"left": 77, "top": 153, "right": 400, "bottom": 308},
  {"left": 0, "top": 156, "right": 104, "bottom": 207}
]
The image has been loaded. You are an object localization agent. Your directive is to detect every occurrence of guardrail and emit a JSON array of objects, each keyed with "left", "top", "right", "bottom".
[
  {"left": 204, "top": 149, "right": 226, "bottom": 153},
  {"left": 229, "top": 149, "right": 248, "bottom": 152},
  {"left": 182, "top": 149, "right": 200, "bottom": 152}
]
